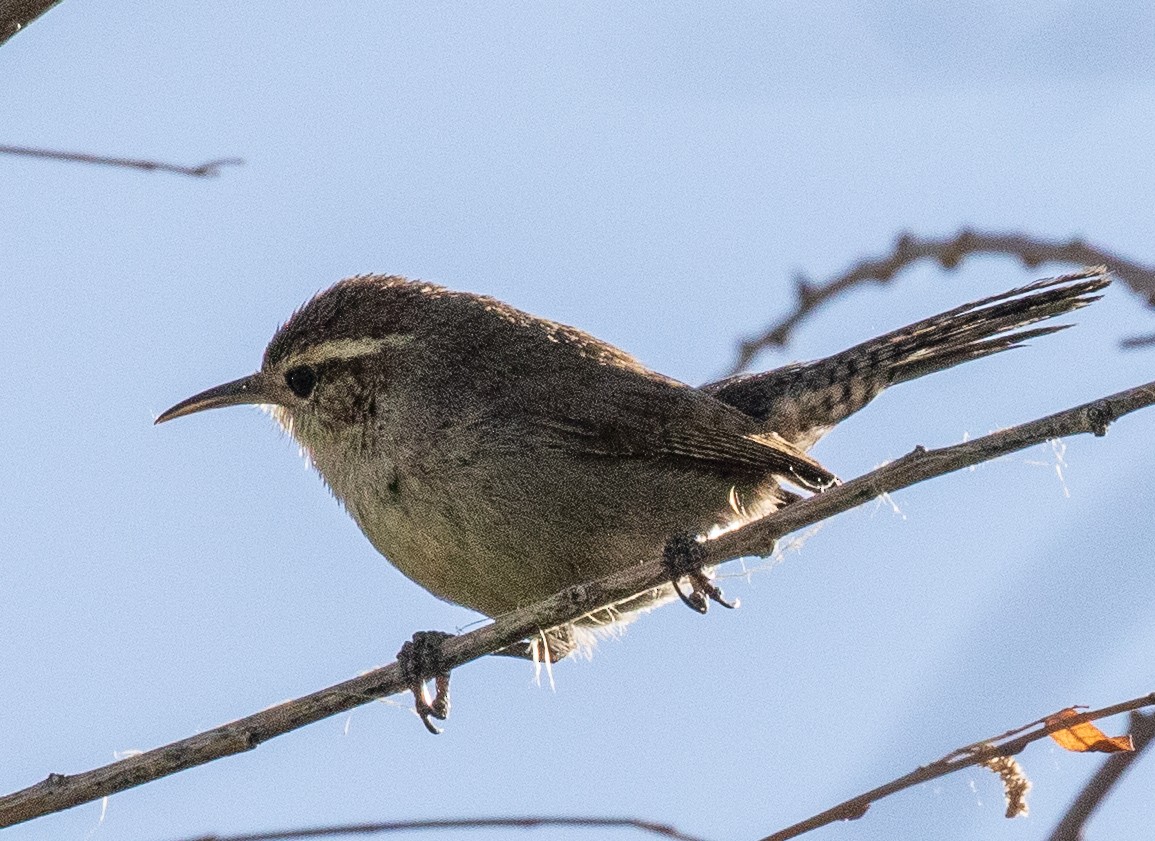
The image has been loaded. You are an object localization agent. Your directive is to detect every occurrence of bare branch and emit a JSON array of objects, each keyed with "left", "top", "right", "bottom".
[
  {"left": 1047, "top": 710, "right": 1155, "bottom": 841},
  {"left": 730, "top": 231, "right": 1155, "bottom": 374},
  {"left": 173, "top": 815, "right": 710, "bottom": 841},
  {"left": 756, "top": 694, "right": 1155, "bottom": 841},
  {"left": 2, "top": 379, "right": 1153, "bottom": 828},
  {"left": 1120, "top": 332, "right": 1155, "bottom": 350},
  {"left": 701, "top": 380, "right": 1155, "bottom": 564},
  {"left": 0, "top": 144, "right": 244, "bottom": 177},
  {"left": 0, "top": 0, "right": 61, "bottom": 46}
]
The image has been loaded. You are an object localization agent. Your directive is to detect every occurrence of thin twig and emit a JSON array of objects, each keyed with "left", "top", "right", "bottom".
[
  {"left": 755, "top": 694, "right": 1155, "bottom": 841},
  {"left": 1046, "top": 710, "right": 1155, "bottom": 841},
  {"left": 701, "top": 380, "right": 1155, "bottom": 564},
  {"left": 2, "top": 378, "right": 1154, "bottom": 828},
  {"left": 0, "top": 0, "right": 61, "bottom": 46},
  {"left": 0, "top": 144, "right": 243, "bottom": 177},
  {"left": 174, "top": 815, "right": 710, "bottom": 841},
  {"left": 729, "top": 230, "right": 1155, "bottom": 373},
  {"left": 1120, "top": 332, "right": 1155, "bottom": 349}
]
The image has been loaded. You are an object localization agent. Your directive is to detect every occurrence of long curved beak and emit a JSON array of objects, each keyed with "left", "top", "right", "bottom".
[{"left": 155, "top": 373, "right": 272, "bottom": 424}]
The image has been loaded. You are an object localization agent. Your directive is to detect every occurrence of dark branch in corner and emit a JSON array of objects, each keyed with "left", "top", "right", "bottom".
[
  {"left": 0, "top": 144, "right": 244, "bottom": 177},
  {"left": 0, "top": 0, "right": 61, "bottom": 46},
  {"left": 730, "top": 230, "right": 1155, "bottom": 373},
  {"left": 757, "top": 694, "right": 1155, "bottom": 841},
  {"left": 1, "top": 374, "right": 1153, "bottom": 828},
  {"left": 173, "top": 815, "right": 709, "bottom": 841},
  {"left": 1046, "top": 710, "right": 1155, "bottom": 841}
]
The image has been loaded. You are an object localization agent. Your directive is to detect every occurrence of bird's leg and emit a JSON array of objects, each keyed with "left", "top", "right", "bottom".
[
  {"left": 396, "top": 630, "right": 454, "bottom": 734},
  {"left": 663, "top": 488, "right": 808, "bottom": 614},
  {"left": 662, "top": 532, "right": 735, "bottom": 614}
]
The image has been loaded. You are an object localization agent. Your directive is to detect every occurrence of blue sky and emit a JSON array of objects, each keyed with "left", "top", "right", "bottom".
[{"left": 2, "top": 3, "right": 1154, "bottom": 840}]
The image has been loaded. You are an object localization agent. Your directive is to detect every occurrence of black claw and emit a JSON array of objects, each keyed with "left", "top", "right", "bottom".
[
  {"left": 663, "top": 533, "right": 734, "bottom": 614},
  {"left": 690, "top": 568, "right": 736, "bottom": 610},
  {"left": 397, "top": 630, "right": 454, "bottom": 734},
  {"left": 671, "top": 576, "right": 709, "bottom": 613}
]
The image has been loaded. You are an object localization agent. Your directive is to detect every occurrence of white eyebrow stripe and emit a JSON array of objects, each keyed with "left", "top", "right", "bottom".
[{"left": 283, "top": 335, "right": 412, "bottom": 367}]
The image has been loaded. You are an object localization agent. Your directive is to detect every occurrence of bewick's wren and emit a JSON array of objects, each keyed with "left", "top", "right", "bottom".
[{"left": 157, "top": 269, "right": 1107, "bottom": 729}]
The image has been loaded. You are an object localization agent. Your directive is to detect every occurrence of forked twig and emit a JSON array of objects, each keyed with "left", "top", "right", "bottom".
[
  {"left": 1046, "top": 710, "right": 1155, "bottom": 841},
  {"left": 0, "top": 144, "right": 243, "bottom": 177},
  {"left": 758, "top": 695, "right": 1155, "bottom": 841},
  {"left": 730, "top": 230, "right": 1155, "bottom": 372}
]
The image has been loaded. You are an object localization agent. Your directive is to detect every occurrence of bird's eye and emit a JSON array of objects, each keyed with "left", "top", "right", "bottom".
[{"left": 284, "top": 365, "right": 317, "bottom": 399}]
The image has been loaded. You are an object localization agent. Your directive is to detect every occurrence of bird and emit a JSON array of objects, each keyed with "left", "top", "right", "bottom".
[{"left": 157, "top": 267, "right": 1108, "bottom": 730}]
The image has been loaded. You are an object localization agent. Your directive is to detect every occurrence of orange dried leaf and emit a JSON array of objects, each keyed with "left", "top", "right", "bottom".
[{"left": 1046, "top": 708, "right": 1134, "bottom": 753}]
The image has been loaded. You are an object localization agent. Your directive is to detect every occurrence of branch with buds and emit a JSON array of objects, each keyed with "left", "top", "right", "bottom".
[{"left": 730, "top": 230, "right": 1155, "bottom": 371}]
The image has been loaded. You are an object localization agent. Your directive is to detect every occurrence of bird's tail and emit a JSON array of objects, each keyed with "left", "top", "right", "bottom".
[{"left": 704, "top": 267, "right": 1110, "bottom": 449}]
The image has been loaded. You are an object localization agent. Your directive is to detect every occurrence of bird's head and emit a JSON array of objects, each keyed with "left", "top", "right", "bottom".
[{"left": 155, "top": 276, "right": 429, "bottom": 452}]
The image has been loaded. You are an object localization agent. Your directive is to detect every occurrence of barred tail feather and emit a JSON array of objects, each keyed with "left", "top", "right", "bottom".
[{"left": 704, "top": 267, "right": 1109, "bottom": 450}]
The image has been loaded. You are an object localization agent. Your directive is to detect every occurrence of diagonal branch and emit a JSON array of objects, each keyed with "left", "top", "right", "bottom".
[
  {"left": 0, "top": 144, "right": 244, "bottom": 177},
  {"left": 0, "top": 0, "right": 61, "bottom": 46},
  {"left": 2, "top": 380, "right": 1154, "bottom": 828},
  {"left": 1046, "top": 710, "right": 1155, "bottom": 841},
  {"left": 756, "top": 694, "right": 1155, "bottom": 841},
  {"left": 730, "top": 231, "right": 1155, "bottom": 373}
]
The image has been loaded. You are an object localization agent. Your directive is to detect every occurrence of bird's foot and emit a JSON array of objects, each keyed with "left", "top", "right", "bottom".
[
  {"left": 662, "top": 532, "right": 735, "bottom": 614},
  {"left": 397, "top": 630, "right": 454, "bottom": 734}
]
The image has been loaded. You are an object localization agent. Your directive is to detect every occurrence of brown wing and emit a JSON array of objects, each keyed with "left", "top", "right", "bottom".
[
  {"left": 530, "top": 373, "right": 838, "bottom": 491},
  {"left": 437, "top": 288, "right": 840, "bottom": 491}
]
